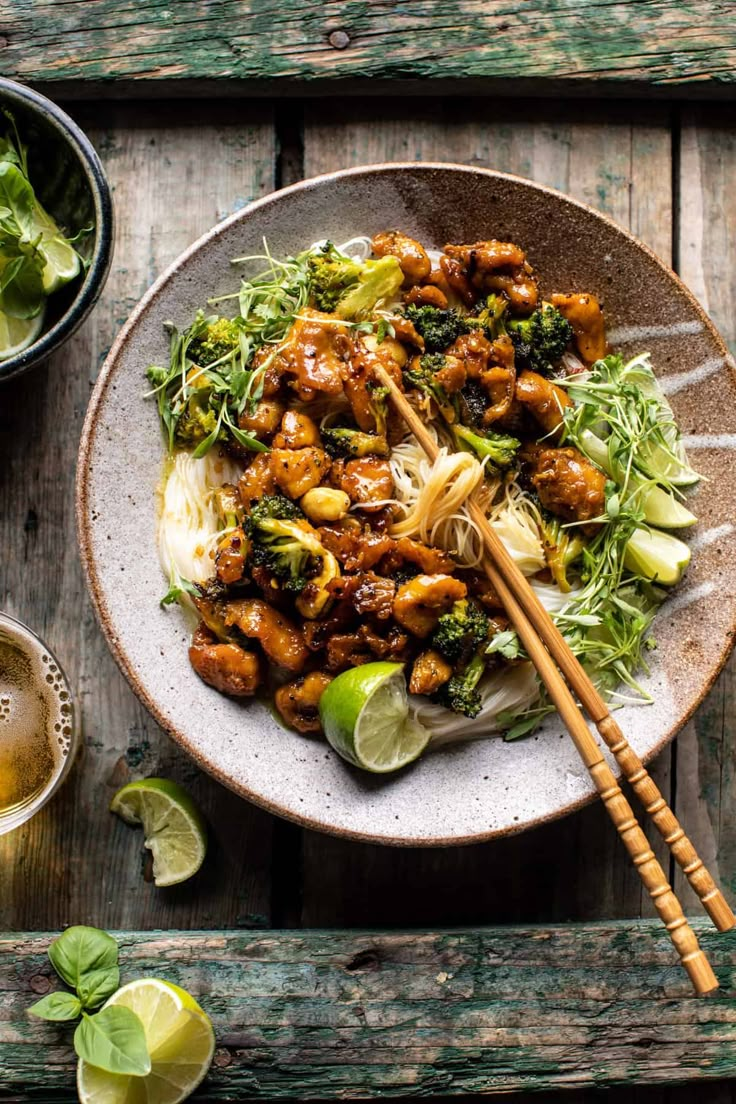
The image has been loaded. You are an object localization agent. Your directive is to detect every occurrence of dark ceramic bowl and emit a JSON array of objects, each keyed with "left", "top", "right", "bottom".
[{"left": 0, "top": 79, "right": 113, "bottom": 383}]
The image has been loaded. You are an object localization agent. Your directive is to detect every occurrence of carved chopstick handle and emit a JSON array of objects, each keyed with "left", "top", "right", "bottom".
[{"left": 597, "top": 715, "right": 735, "bottom": 932}]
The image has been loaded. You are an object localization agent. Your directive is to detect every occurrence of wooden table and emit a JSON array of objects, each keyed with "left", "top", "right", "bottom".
[{"left": 1, "top": 4, "right": 736, "bottom": 1099}]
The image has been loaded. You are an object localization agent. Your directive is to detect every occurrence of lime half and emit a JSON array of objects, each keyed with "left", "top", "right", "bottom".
[
  {"left": 0, "top": 303, "right": 44, "bottom": 360},
  {"left": 319, "top": 661, "right": 430, "bottom": 773},
  {"left": 624, "top": 526, "right": 691, "bottom": 586},
  {"left": 110, "top": 779, "right": 207, "bottom": 887},
  {"left": 77, "top": 978, "right": 215, "bottom": 1104}
]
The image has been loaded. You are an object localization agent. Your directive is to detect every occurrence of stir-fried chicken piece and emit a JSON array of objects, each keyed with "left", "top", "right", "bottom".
[
  {"left": 435, "top": 353, "right": 467, "bottom": 394},
  {"left": 390, "top": 315, "right": 425, "bottom": 350},
  {"left": 393, "top": 574, "right": 468, "bottom": 637},
  {"left": 223, "top": 598, "right": 308, "bottom": 673},
  {"left": 238, "top": 399, "right": 285, "bottom": 442},
  {"left": 215, "top": 526, "right": 248, "bottom": 586},
  {"left": 404, "top": 284, "right": 449, "bottom": 310},
  {"left": 327, "top": 571, "right": 396, "bottom": 620},
  {"left": 337, "top": 457, "right": 393, "bottom": 509},
  {"left": 272, "top": 410, "right": 322, "bottom": 449},
  {"left": 409, "top": 650, "right": 453, "bottom": 695},
  {"left": 446, "top": 330, "right": 492, "bottom": 380},
  {"left": 515, "top": 369, "right": 572, "bottom": 438},
  {"left": 439, "top": 253, "right": 476, "bottom": 306},
  {"left": 326, "top": 623, "right": 412, "bottom": 672},
  {"left": 318, "top": 524, "right": 395, "bottom": 572},
  {"left": 238, "top": 453, "right": 276, "bottom": 507},
  {"left": 524, "top": 445, "right": 607, "bottom": 525},
  {"left": 270, "top": 446, "right": 330, "bottom": 499},
  {"left": 379, "top": 536, "right": 457, "bottom": 576},
  {"left": 550, "top": 292, "right": 606, "bottom": 364},
  {"left": 189, "top": 623, "right": 263, "bottom": 697},
  {"left": 275, "top": 671, "right": 333, "bottom": 734},
  {"left": 345, "top": 332, "right": 406, "bottom": 438},
  {"left": 275, "top": 309, "right": 350, "bottom": 400},
  {"left": 480, "top": 335, "right": 517, "bottom": 425},
  {"left": 444, "top": 240, "right": 539, "bottom": 313},
  {"left": 372, "top": 230, "right": 431, "bottom": 285},
  {"left": 460, "top": 569, "right": 504, "bottom": 611}
]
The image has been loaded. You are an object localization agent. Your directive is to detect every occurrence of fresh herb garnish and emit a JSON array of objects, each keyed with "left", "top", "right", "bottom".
[{"left": 28, "top": 925, "right": 151, "bottom": 1076}]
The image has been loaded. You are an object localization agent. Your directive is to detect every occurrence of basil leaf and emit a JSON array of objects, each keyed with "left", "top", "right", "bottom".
[
  {"left": 77, "top": 966, "right": 121, "bottom": 1010},
  {"left": 74, "top": 1008, "right": 151, "bottom": 1076},
  {"left": 28, "top": 991, "right": 82, "bottom": 1021},
  {"left": 0, "top": 162, "right": 34, "bottom": 239},
  {"left": 48, "top": 926, "right": 119, "bottom": 994}
]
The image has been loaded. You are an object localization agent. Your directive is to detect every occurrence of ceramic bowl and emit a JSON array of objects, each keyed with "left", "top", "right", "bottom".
[
  {"left": 0, "top": 78, "right": 113, "bottom": 383},
  {"left": 77, "top": 164, "right": 736, "bottom": 845}
]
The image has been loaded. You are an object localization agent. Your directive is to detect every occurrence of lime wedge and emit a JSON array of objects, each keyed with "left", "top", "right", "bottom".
[
  {"left": 0, "top": 303, "right": 44, "bottom": 359},
  {"left": 624, "top": 526, "right": 691, "bottom": 586},
  {"left": 38, "top": 233, "right": 80, "bottom": 293},
  {"left": 24, "top": 199, "right": 81, "bottom": 293},
  {"left": 77, "top": 978, "right": 215, "bottom": 1104},
  {"left": 110, "top": 779, "right": 207, "bottom": 887},
  {"left": 319, "top": 661, "right": 430, "bottom": 773}
]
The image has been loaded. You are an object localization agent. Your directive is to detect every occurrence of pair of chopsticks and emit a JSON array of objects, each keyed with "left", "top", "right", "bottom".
[{"left": 375, "top": 365, "right": 734, "bottom": 996}]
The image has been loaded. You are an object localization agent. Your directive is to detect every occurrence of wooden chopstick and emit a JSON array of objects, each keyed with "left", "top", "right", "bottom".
[{"left": 376, "top": 364, "right": 726, "bottom": 995}]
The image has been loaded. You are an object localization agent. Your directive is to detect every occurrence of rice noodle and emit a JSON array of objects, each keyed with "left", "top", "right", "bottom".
[
  {"left": 157, "top": 450, "right": 241, "bottom": 587},
  {"left": 411, "top": 662, "right": 541, "bottom": 745}
]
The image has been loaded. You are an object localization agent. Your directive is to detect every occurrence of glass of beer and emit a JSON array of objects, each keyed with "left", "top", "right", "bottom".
[{"left": 0, "top": 613, "right": 79, "bottom": 834}]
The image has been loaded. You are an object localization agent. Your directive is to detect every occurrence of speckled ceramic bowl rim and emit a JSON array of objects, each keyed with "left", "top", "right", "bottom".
[
  {"left": 76, "top": 162, "right": 736, "bottom": 847},
  {"left": 0, "top": 78, "right": 114, "bottom": 383}
]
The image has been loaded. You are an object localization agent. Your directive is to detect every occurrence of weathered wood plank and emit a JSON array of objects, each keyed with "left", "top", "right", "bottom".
[
  {"left": 301, "top": 98, "right": 675, "bottom": 926},
  {"left": 1, "top": 922, "right": 735, "bottom": 1099},
  {"left": 673, "top": 105, "right": 736, "bottom": 916},
  {"left": 0, "top": 103, "right": 277, "bottom": 931},
  {"left": 2, "top": 1, "right": 736, "bottom": 99}
]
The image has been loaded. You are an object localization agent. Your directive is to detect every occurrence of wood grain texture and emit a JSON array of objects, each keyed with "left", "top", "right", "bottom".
[
  {"left": 674, "top": 105, "right": 736, "bottom": 916},
  {"left": 0, "top": 103, "right": 277, "bottom": 931},
  {"left": 1, "top": 921, "right": 736, "bottom": 1099},
  {"left": 1, "top": 0, "right": 736, "bottom": 99},
  {"left": 300, "top": 98, "right": 675, "bottom": 927}
]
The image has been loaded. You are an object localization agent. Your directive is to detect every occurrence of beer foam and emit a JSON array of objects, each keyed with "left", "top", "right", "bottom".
[{"left": 0, "top": 622, "right": 73, "bottom": 798}]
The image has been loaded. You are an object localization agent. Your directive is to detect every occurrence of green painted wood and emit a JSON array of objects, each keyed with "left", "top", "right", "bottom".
[
  {"left": 2, "top": 0, "right": 736, "bottom": 98},
  {"left": 1, "top": 922, "right": 736, "bottom": 1099}
]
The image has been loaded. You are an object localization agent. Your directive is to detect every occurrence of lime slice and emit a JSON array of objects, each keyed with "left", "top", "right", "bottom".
[
  {"left": 38, "top": 233, "right": 80, "bottom": 293},
  {"left": 0, "top": 303, "right": 44, "bottom": 359},
  {"left": 624, "top": 526, "right": 691, "bottom": 586},
  {"left": 110, "top": 779, "right": 207, "bottom": 887},
  {"left": 579, "top": 430, "right": 697, "bottom": 528},
  {"left": 77, "top": 979, "right": 215, "bottom": 1104},
  {"left": 319, "top": 661, "right": 430, "bottom": 773},
  {"left": 24, "top": 199, "right": 81, "bottom": 293}
]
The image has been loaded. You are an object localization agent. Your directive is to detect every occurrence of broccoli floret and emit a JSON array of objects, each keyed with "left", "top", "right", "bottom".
[
  {"left": 431, "top": 599, "right": 490, "bottom": 665},
  {"left": 507, "top": 302, "right": 572, "bottom": 374},
  {"left": 539, "top": 512, "right": 586, "bottom": 593},
  {"left": 307, "top": 243, "right": 403, "bottom": 319},
  {"left": 174, "top": 395, "right": 222, "bottom": 449},
  {"left": 404, "top": 303, "right": 469, "bottom": 352},
  {"left": 245, "top": 495, "right": 311, "bottom": 593},
  {"left": 188, "top": 317, "right": 241, "bottom": 367},
  {"left": 469, "top": 293, "right": 509, "bottom": 340},
  {"left": 322, "top": 426, "right": 390, "bottom": 458},
  {"left": 452, "top": 424, "right": 520, "bottom": 469},
  {"left": 403, "top": 353, "right": 459, "bottom": 423},
  {"left": 244, "top": 496, "right": 341, "bottom": 611},
  {"left": 435, "top": 653, "right": 486, "bottom": 718}
]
